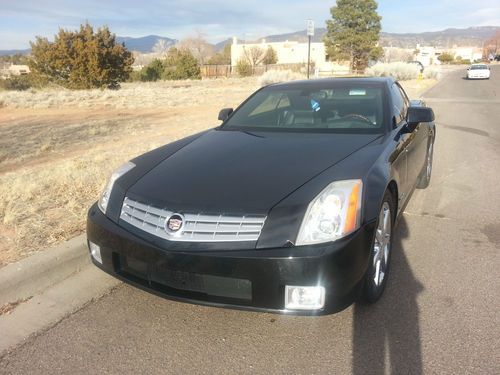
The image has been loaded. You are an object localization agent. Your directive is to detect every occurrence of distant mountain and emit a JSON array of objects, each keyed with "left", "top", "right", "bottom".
[
  {"left": 116, "top": 35, "right": 176, "bottom": 53},
  {"left": 253, "top": 26, "right": 500, "bottom": 49},
  {"left": 380, "top": 26, "right": 500, "bottom": 48},
  {"left": 1, "top": 26, "right": 498, "bottom": 56},
  {"left": 214, "top": 38, "right": 234, "bottom": 52},
  {"left": 0, "top": 49, "right": 30, "bottom": 56},
  {"left": 258, "top": 28, "right": 327, "bottom": 43},
  {"left": 0, "top": 35, "right": 177, "bottom": 56}
]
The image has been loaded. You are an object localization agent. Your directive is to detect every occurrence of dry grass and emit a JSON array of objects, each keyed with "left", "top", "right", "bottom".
[
  {"left": 0, "top": 77, "right": 434, "bottom": 267},
  {"left": 0, "top": 78, "right": 259, "bottom": 109}
]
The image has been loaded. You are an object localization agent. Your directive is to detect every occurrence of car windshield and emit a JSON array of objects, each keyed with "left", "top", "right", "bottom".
[
  {"left": 222, "top": 82, "right": 387, "bottom": 134},
  {"left": 470, "top": 65, "right": 488, "bottom": 70}
]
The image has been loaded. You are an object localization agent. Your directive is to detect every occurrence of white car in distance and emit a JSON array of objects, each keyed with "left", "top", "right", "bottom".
[{"left": 467, "top": 64, "right": 490, "bottom": 80}]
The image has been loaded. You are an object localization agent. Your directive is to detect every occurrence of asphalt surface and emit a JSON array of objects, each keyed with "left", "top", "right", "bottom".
[{"left": 1, "top": 67, "right": 499, "bottom": 375}]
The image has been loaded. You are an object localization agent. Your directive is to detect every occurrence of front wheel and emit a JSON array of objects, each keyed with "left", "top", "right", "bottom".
[{"left": 360, "top": 191, "right": 395, "bottom": 304}]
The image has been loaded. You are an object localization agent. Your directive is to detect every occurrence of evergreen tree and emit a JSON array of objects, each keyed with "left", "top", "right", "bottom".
[
  {"left": 324, "top": 0, "right": 382, "bottom": 71},
  {"left": 207, "top": 43, "right": 232, "bottom": 65},
  {"left": 162, "top": 48, "right": 201, "bottom": 80},
  {"left": 29, "top": 23, "right": 134, "bottom": 89}
]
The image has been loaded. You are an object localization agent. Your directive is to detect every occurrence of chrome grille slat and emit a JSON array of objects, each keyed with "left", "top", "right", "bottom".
[{"left": 120, "top": 197, "right": 266, "bottom": 242}]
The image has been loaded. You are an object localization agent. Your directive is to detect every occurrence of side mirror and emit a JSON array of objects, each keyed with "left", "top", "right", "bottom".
[
  {"left": 406, "top": 106, "right": 435, "bottom": 132},
  {"left": 218, "top": 108, "right": 233, "bottom": 122}
]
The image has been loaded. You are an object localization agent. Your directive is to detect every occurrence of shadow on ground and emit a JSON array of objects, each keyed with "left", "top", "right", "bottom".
[{"left": 352, "top": 217, "right": 424, "bottom": 374}]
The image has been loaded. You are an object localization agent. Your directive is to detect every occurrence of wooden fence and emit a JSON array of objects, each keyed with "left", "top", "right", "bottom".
[
  {"left": 200, "top": 65, "right": 232, "bottom": 78},
  {"left": 200, "top": 63, "right": 310, "bottom": 78}
]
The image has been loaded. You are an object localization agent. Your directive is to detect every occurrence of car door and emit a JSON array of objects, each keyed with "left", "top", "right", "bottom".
[
  {"left": 396, "top": 83, "right": 428, "bottom": 185},
  {"left": 390, "top": 83, "right": 412, "bottom": 204}
]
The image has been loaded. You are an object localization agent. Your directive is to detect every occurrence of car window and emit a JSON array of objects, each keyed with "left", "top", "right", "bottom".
[
  {"left": 223, "top": 83, "right": 387, "bottom": 134},
  {"left": 390, "top": 83, "right": 406, "bottom": 124},
  {"left": 470, "top": 65, "right": 488, "bottom": 70}
]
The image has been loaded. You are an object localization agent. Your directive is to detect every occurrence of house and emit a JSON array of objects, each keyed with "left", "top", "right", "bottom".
[
  {"left": 0, "top": 63, "right": 30, "bottom": 78},
  {"left": 415, "top": 44, "right": 484, "bottom": 65},
  {"left": 230, "top": 37, "right": 328, "bottom": 69}
]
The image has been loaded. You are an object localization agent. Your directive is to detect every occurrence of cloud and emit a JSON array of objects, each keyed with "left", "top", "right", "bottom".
[{"left": 0, "top": 0, "right": 498, "bottom": 49}]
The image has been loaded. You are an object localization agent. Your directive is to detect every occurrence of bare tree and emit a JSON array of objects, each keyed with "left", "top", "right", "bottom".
[
  {"left": 382, "top": 47, "right": 413, "bottom": 63},
  {"left": 153, "top": 39, "right": 170, "bottom": 57},
  {"left": 177, "top": 34, "right": 214, "bottom": 65},
  {"left": 243, "top": 46, "right": 265, "bottom": 66}
]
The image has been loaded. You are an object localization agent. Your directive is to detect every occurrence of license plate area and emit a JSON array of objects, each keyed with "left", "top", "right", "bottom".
[{"left": 118, "top": 255, "right": 252, "bottom": 301}]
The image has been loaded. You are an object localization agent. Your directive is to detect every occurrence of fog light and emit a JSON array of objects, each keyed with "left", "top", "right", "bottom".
[
  {"left": 88, "top": 241, "right": 102, "bottom": 264},
  {"left": 285, "top": 285, "right": 325, "bottom": 310}
]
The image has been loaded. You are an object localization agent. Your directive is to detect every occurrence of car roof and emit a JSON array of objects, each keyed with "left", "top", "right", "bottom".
[{"left": 267, "top": 76, "right": 395, "bottom": 89}]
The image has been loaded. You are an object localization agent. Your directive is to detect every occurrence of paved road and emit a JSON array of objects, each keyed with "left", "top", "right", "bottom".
[{"left": 1, "top": 67, "right": 499, "bottom": 375}]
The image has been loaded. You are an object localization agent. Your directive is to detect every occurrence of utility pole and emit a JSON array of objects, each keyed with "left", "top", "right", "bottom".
[{"left": 307, "top": 19, "right": 314, "bottom": 79}]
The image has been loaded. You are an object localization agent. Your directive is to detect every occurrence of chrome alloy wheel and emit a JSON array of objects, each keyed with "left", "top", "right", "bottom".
[
  {"left": 373, "top": 202, "right": 391, "bottom": 287},
  {"left": 426, "top": 141, "right": 433, "bottom": 180}
]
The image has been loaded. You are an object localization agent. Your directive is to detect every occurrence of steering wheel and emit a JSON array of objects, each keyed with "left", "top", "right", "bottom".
[{"left": 341, "top": 113, "right": 375, "bottom": 126}]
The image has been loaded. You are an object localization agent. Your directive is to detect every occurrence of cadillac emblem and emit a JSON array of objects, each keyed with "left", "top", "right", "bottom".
[{"left": 166, "top": 214, "right": 184, "bottom": 233}]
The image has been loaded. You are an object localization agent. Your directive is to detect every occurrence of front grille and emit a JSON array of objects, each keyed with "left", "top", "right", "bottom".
[{"left": 120, "top": 197, "right": 266, "bottom": 242}]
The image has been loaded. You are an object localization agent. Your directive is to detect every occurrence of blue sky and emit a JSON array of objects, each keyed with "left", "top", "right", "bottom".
[{"left": 1, "top": 0, "right": 499, "bottom": 49}]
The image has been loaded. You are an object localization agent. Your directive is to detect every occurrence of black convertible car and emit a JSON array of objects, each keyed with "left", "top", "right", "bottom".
[{"left": 87, "top": 77, "right": 435, "bottom": 314}]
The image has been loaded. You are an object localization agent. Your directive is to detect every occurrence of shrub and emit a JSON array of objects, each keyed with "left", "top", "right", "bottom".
[
  {"left": 259, "top": 70, "right": 304, "bottom": 86},
  {"left": 0, "top": 75, "right": 32, "bottom": 91},
  {"left": 127, "top": 70, "right": 142, "bottom": 82},
  {"left": 262, "top": 46, "right": 278, "bottom": 65},
  {"left": 366, "top": 62, "right": 420, "bottom": 80},
  {"left": 140, "top": 59, "right": 164, "bottom": 82},
  {"left": 236, "top": 59, "right": 253, "bottom": 77},
  {"left": 437, "top": 52, "right": 454, "bottom": 64},
  {"left": 423, "top": 66, "right": 441, "bottom": 79},
  {"left": 162, "top": 48, "right": 201, "bottom": 80},
  {"left": 29, "top": 23, "right": 134, "bottom": 89}
]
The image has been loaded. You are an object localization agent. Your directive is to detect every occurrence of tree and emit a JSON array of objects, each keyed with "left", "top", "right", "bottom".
[
  {"left": 207, "top": 43, "right": 231, "bottom": 65},
  {"left": 243, "top": 46, "right": 265, "bottom": 66},
  {"left": 152, "top": 39, "right": 170, "bottom": 57},
  {"left": 177, "top": 34, "right": 214, "bottom": 65},
  {"left": 324, "top": 0, "right": 382, "bottom": 71},
  {"left": 162, "top": 48, "right": 201, "bottom": 80},
  {"left": 483, "top": 30, "right": 500, "bottom": 59},
  {"left": 140, "top": 59, "right": 165, "bottom": 81},
  {"left": 262, "top": 46, "right": 278, "bottom": 65},
  {"left": 437, "top": 52, "right": 454, "bottom": 64},
  {"left": 29, "top": 23, "right": 134, "bottom": 89}
]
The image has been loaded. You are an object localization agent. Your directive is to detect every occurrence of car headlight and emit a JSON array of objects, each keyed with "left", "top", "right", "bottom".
[
  {"left": 296, "top": 180, "right": 362, "bottom": 246},
  {"left": 98, "top": 161, "right": 135, "bottom": 214}
]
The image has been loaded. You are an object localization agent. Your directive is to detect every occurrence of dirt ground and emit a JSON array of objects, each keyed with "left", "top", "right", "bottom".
[{"left": 0, "top": 77, "right": 435, "bottom": 266}]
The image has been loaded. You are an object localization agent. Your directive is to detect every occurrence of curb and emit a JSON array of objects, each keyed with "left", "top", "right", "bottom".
[{"left": 0, "top": 234, "right": 89, "bottom": 307}]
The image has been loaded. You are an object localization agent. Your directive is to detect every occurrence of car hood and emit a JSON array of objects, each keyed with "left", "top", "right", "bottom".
[{"left": 127, "top": 129, "right": 380, "bottom": 214}]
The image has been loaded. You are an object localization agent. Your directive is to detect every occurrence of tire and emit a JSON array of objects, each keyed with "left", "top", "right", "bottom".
[
  {"left": 417, "top": 136, "right": 434, "bottom": 189},
  {"left": 360, "top": 190, "right": 395, "bottom": 304}
]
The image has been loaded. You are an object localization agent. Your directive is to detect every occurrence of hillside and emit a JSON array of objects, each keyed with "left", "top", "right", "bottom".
[
  {"left": 253, "top": 26, "right": 499, "bottom": 48},
  {"left": 116, "top": 35, "right": 176, "bottom": 53},
  {"left": 1, "top": 26, "right": 498, "bottom": 56}
]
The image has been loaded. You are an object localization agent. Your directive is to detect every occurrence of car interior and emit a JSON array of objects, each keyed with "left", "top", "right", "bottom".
[{"left": 231, "top": 87, "right": 385, "bottom": 131}]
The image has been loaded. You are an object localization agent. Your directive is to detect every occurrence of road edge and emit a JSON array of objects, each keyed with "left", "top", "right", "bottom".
[{"left": 0, "top": 234, "right": 89, "bottom": 307}]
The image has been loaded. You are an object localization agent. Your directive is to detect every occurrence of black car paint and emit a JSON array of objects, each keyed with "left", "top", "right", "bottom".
[
  {"left": 87, "top": 77, "right": 435, "bottom": 314},
  {"left": 87, "top": 205, "right": 376, "bottom": 314}
]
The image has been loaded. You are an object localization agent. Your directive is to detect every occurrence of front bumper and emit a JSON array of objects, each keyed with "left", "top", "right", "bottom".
[{"left": 86, "top": 203, "right": 376, "bottom": 315}]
